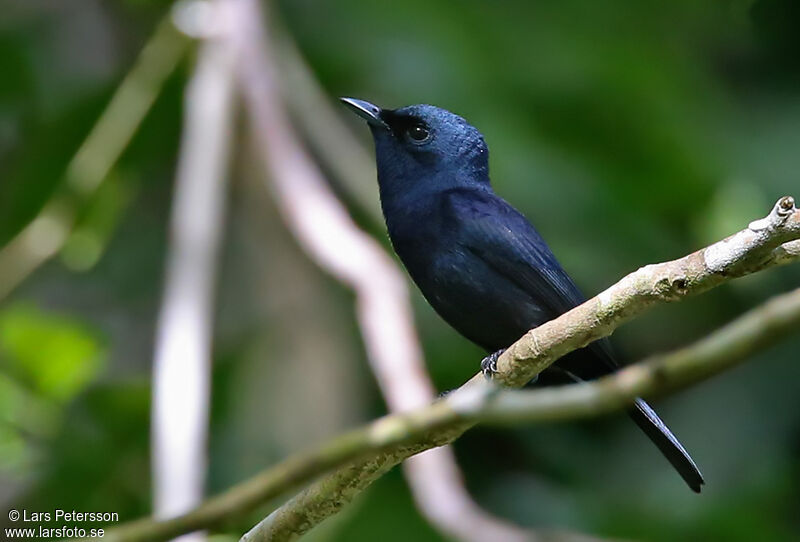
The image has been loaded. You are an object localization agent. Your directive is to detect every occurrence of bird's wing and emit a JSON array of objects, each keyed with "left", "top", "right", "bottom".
[
  {"left": 442, "top": 188, "right": 618, "bottom": 370},
  {"left": 443, "top": 188, "right": 584, "bottom": 315}
]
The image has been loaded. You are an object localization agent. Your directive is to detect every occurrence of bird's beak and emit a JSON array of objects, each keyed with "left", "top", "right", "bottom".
[{"left": 339, "top": 97, "right": 389, "bottom": 129}]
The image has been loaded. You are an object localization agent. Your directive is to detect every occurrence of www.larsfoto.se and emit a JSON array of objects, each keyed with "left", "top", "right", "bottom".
[{"left": 5, "top": 525, "right": 107, "bottom": 539}]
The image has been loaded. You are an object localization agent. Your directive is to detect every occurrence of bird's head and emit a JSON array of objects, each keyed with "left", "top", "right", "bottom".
[{"left": 340, "top": 98, "right": 490, "bottom": 199}]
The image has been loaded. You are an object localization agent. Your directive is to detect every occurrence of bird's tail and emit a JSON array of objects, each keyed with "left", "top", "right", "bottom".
[{"left": 627, "top": 398, "right": 704, "bottom": 493}]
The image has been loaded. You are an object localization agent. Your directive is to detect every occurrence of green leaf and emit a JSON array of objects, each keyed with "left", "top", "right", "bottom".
[{"left": 0, "top": 304, "right": 106, "bottom": 401}]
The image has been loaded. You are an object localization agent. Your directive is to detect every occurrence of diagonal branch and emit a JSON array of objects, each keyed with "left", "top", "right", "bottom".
[
  {"left": 490, "top": 195, "right": 800, "bottom": 387},
  {"left": 271, "top": 27, "right": 382, "bottom": 225},
  {"left": 246, "top": 195, "right": 800, "bottom": 541},
  {"left": 95, "top": 193, "right": 800, "bottom": 542},
  {"left": 95, "top": 278, "right": 800, "bottom": 542}
]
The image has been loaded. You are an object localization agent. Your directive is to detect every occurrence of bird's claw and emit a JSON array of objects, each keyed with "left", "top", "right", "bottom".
[{"left": 481, "top": 349, "right": 506, "bottom": 379}]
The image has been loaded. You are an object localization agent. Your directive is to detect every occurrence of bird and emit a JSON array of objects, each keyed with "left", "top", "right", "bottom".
[{"left": 340, "top": 97, "right": 704, "bottom": 493}]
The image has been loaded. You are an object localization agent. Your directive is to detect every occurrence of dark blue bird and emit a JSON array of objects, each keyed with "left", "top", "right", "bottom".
[{"left": 341, "top": 97, "right": 704, "bottom": 492}]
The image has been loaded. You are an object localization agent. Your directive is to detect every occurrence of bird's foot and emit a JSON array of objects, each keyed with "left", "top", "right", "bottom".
[{"left": 481, "top": 349, "right": 506, "bottom": 379}]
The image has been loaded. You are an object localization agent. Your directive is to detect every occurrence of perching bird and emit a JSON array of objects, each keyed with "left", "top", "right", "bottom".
[{"left": 341, "top": 97, "right": 704, "bottom": 492}]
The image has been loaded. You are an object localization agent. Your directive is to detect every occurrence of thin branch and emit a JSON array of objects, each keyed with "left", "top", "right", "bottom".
[
  {"left": 490, "top": 195, "right": 800, "bottom": 387},
  {"left": 245, "top": 195, "right": 800, "bottom": 541},
  {"left": 96, "top": 193, "right": 800, "bottom": 541},
  {"left": 242, "top": 287, "right": 800, "bottom": 541},
  {"left": 0, "top": 17, "right": 191, "bottom": 301},
  {"left": 248, "top": 284, "right": 800, "bottom": 542},
  {"left": 271, "top": 28, "right": 382, "bottom": 225},
  {"left": 96, "top": 280, "right": 800, "bottom": 542},
  {"left": 457, "top": 285, "right": 800, "bottom": 423},
  {"left": 150, "top": 2, "right": 235, "bottom": 539}
]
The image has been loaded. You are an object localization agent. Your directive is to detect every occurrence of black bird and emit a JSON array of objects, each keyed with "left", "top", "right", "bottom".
[{"left": 341, "top": 97, "right": 704, "bottom": 493}]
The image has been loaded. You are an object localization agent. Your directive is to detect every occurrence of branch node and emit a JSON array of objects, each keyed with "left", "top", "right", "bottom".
[
  {"left": 671, "top": 276, "right": 688, "bottom": 292},
  {"left": 749, "top": 195, "right": 796, "bottom": 231},
  {"left": 655, "top": 275, "right": 689, "bottom": 301},
  {"left": 778, "top": 195, "right": 795, "bottom": 215}
]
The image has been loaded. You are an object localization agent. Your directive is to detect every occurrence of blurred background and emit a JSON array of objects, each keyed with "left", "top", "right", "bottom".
[{"left": 1, "top": 0, "right": 799, "bottom": 541}]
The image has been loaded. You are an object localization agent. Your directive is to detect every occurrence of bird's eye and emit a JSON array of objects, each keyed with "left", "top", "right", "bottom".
[{"left": 406, "top": 123, "right": 430, "bottom": 142}]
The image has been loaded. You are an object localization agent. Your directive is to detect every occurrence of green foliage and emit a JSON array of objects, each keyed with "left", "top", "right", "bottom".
[
  {"left": 0, "top": 304, "right": 105, "bottom": 401},
  {"left": 0, "top": 304, "right": 105, "bottom": 480}
]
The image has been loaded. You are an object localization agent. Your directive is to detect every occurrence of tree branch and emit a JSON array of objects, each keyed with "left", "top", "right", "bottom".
[
  {"left": 490, "top": 195, "right": 800, "bottom": 387},
  {"left": 99, "top": 279, "right": 800, "bottom": 542},
  {"left": 241, "top": 287, "right": 800, "bottom": 541},
  {"left": 458, "top": 284, "right": 800, "bottom": 424},
  {"left": 243, "top": 195, "right": 800, "bottom": 541},
  {"left": 271, "top": 27, "right": 382, "bottom": 225},
  {"left": 94, "top": 194, "right": 800, "bottom": 542}
]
